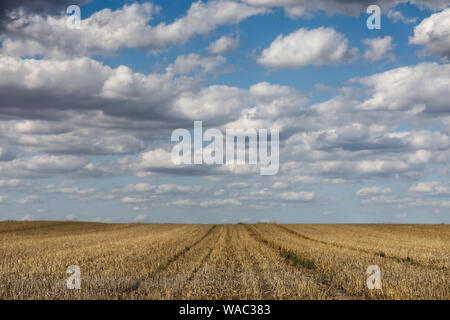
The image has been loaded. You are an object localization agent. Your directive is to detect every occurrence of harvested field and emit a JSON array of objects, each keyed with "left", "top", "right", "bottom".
[{"left": 0, "top": 222, "right": 448, "bottom": 299}]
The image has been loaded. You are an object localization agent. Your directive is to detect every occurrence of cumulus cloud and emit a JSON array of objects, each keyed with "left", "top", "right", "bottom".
[
  {"left": 356, "top": 62, "right": 450, "bottom": 113},
  {"left": 166, "top": 53, "right": 226, "bottom": 75},
  {"left": 244, "top": 0, "right": 448, "bottom": 18},
  {"left": 0, "top": 179, "right": 29, "bottom": 190},
  {"left": 354, "top": 180, "right": 450, "bottom": 209},
  {"left": 121, "top": 148, "right": 185, "bottom": 177},
  {"left": 281, "top": 118, "right": 443, "bottom": 181},
  {"left": 0, "top": 1, "right": 267, "bottom": 58},
  {"left": 14, "top": 120, "right": 73, "bottom": 135},
  {"left": 65, "top": 214, "right": 76, "bottom": 221},
  {"left": 362, "top": 36, "right": 395, "bottom": 61},
  {"left": 386, "top": 9, "right": 417, "bottom": 24},
  {"left": 279, "top": 191, "right": 316, "bottom": 201},
  {"left": 120, "top": 183, "right": 205, "bottom": 196},
  {"left": 0, "top": 154, "right": 88, "bottom": 178},
  {"left": 3, "top": 52, "right": 447, "bottom": 189},
  {"left": 282, "top": 157, "right": 429, "bottom": 180},
  {"left": 0, "top": 54, "right": 186, "bottom": 122},
  {"left": 257, "top": 27, "right": 358, "bottom": 69},
  {"left": 0, "top": 53, "right": 248, "bottom": 127},
  {"left": 172, "top": 85, "right": 250, "bottom": 122},
  {"left": 133, "top": 214, "right": 147, "bottom": 222},
  {"left": 208, "top": 35, "right": 239, "bottom": 54},
  {"left": 356, "top": 187, "right": 392, "bottom": 196},
  {"left": 0, "top": 0, "right": 87, "bottom": 31},
  {"left": 409, "top": 8, "right": 450, "bottom": 61},
  {"left": 226, "top": 182, "right": 250, "bottom": 189},
  {"left": 121, "top": 197, "right": 148, "bottom": 204},
  {"left": 18, "top": 194, "right": 39, "bottom": 204},
  {"left": 0, "top": 0, "right": 449, "bottom": 223},
  {"left": 4, "top": 123, "right": 146, "bottom": 155},
  {"left": 171, "top": 198, "right": 242, "bottom": 208},
  {"left": 408, "top": 181, "right": 450, "bottom": 195}
]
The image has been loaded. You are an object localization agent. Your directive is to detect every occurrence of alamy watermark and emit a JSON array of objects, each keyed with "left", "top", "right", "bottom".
[
  {"left": 171, "top": 121, "right": 279, "bottom": 175},
  {"left": 66, "top": 265, "right": 81, "bottom": 289},
  {"left": 366, "top": 265, "right": 382, "bottom": 290},
  {"left": 366, "top": 5, "right": 381, "bottom": 29},
  {"left": 66, "top": 5, "right": 81, "bottom": 30}
]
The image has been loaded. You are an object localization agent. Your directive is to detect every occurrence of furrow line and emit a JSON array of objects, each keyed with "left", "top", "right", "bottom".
[
  {"left": 244, "top": 224, "right": 356, "bottom": 300},
  {"left": 277, "top": 224, "right": 447, "bottom": 271},
  {"left": 125, "top": 225, "right": 217, "bottom": 297}
]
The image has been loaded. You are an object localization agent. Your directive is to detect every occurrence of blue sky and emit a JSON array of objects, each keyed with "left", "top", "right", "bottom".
[{"left": 0, "top": 0, "right": 449, "bottom": 223}]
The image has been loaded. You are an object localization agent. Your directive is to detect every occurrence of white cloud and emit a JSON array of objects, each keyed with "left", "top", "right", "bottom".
[
  {"left": 14, "top": 120, "right": 73, "bottom": 135},
  {"left": 257, "top": 27, "right": 358, "bottom": 69},
  {"left": 245, "top": 82, "right": 308, "bottom": 120},
  {"left": 0, "top": 54, "right": 209, "bottom": 124},
  {"left": 272, "top": 176, "right": 319, "bottom": 189},
  {"left": 172, "top": 85, "right": 250, "bottom": 121},
  {"left": 1, "top": 3, "right": 156, "bottom": 58},
  {"left": 431, "top": 201, "right": 450, "bottom": 208},
  {"left": 0, "top": 179, "right": 28, "bottom": 190},
  {"left": 283, "top": 6, "right": 306, "bottom": 19},
  {"left": 171, "top": 198, "right": 242, "bottom": 208},
  {"left": 121, "top": 197, "right": 148, "bottom": 204},
  {"left": 121, "top": 183, "right": 204, "bottom": 195},
  {"left": 118, "top": 183, "right": 206, "bottom": 204},
  {"left": 18, "top": 194, "right": 39, "bottom": 204},
  {"left": 166, "top": 53, "right": 226, "bottom": 75},
  {"left": 394, "top": 213, "right": 408, "bottom": 218},
  {"left": 386, "top": 9, "right": 417, "bottom": 24},
  {"left": 226, "top": 182, "right": 250, "bottom": 189},
  {"left": 0, "top": 55, "right": 109, "bottom": 96},
  {"left": 356, "top": 187, "right": 392, "bottom": 196},
  {"left": 356, "top": 62, "right": 450, "bottom": 113},
  {"left": 134, "top": 214, "right": 147, "bottom": 222},
  {"left": 208, "top": 35, "right": 239, "bottom": 54},
  {"left": 408, "top": 181, "right": 450, "bottom": 195},
  {"left": 0, "top": 11, "right": 449, "bottom": 221},
  {"left": 65, "top": 214, "right": 76, "bottom": 221},
  {"left": 7, "top": 124, "right": 146, "bottom": 155},
  {"left": 0, "top": 154, "right": 87, "bottom": 178},
  {"left": 279, "top": 191, "right": 316, "bottom": 201},
  {"left": 244, "top": 0, "right": 448, "bottom": 17},
  {"left": 121, "top": 148, "right": 180, "bottom": 177},
  {"left": 0, "top": 53, "right": 259, "bottom": 132},
  {"left": 0, "top": 195, "right": 7, "bottom": 203},
  {"left": 409, "top": 8, "right": 450, "bottom": 60},
  {"left": 362, "top": 36, "right": 395, "bottom": 61},
  {"left": 0, "top": 2, "right": 267, "bottom": 58}
]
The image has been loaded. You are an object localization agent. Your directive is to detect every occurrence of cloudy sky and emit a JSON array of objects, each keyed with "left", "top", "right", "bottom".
[{"left": 0, "top": 0, "right": 449, "bottom": 223}]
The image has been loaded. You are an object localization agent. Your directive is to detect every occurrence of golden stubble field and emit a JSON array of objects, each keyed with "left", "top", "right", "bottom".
[{"left": 0, "top": 221, "right": 448, "bottom": 299}]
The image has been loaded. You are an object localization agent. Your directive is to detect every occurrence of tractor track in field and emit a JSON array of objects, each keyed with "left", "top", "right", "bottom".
[
  {"left": 275, "top": 224, "right": 448, "bottom": 271},
  {"left": 172, "top": 225, "right": 225, "bottom": 298},
  {"left": 244, "top": 224, "right": 356, "bottom": 300},
  {"left": 175, "top": 225, "right": 273, "bottom": 299},
  {"left": 150, "top": 225, "right": 217, "bottom": 277},
  {"left": 237, "top": 225, "right": 273, "bottom": 299},
  {"left": 123, "top": 225, "right": 217, "bottom": 297},
  {"left": 47, "top": 225, "right": 206, "bottom": 275}
]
